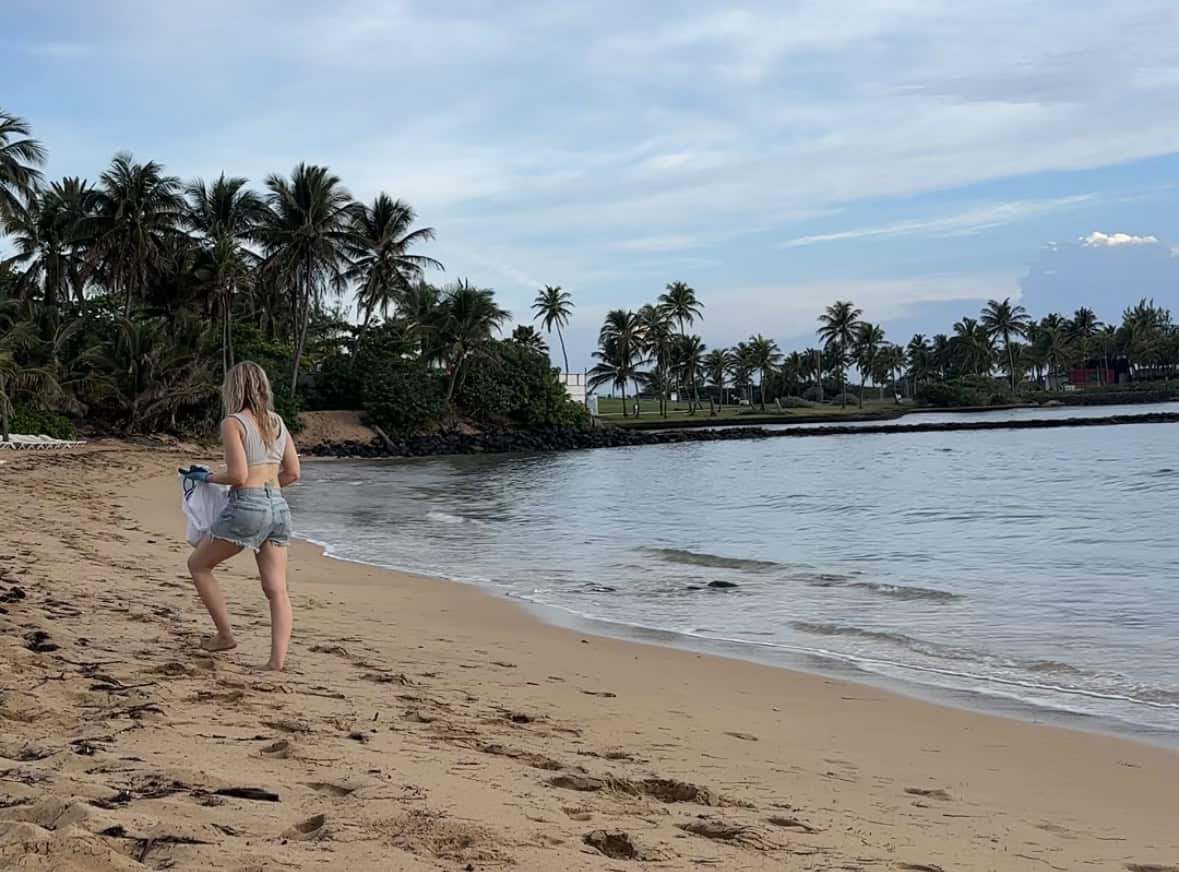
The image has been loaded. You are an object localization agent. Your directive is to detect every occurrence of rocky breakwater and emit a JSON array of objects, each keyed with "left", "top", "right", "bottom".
[{"left": 303, "top": 412, "right": 1179, "bottom": 460}]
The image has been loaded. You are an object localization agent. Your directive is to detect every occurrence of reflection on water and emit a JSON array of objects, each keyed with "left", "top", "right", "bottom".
[{"left": 288, "top": 414, "right": 1179, "bottom": 738}]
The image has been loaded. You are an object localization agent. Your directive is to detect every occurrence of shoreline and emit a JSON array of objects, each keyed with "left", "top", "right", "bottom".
[
  {"left": 2, "top": 445, "right": 1179, "bottom": 870},
  {"left": 303, "top": 408, "right": 1179, "bottom": 460},
  {"left": 302, "top": 526, "right": 1179, "bottom": 752}
]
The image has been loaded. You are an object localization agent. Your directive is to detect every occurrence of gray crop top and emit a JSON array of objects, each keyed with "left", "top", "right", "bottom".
[{"left": 230, "top": 412, "right": 289, "bottom": 466}]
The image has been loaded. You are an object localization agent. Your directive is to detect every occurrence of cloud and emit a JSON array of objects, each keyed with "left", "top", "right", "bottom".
[
  {"left": 1080, "top": 231, "right": 1160, "bottom": 247},
  {"left": 780, "top": 195, "right": 1094, "bottom": 248},
  {"left": 11, "top": 0, "right": 1179, "bottom": 364},
  {"left": 1022, "top": 233, "right": 1179, "bottom": 317}
]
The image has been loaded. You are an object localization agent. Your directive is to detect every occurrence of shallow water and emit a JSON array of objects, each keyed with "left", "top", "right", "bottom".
[{"left": 288, "top": 412, "right": 1179, "bottom": 739}]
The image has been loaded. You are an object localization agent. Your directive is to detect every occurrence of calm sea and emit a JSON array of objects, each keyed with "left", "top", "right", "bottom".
[{"left": 287, "top": 403, "right": 1179, "bottom": 742}]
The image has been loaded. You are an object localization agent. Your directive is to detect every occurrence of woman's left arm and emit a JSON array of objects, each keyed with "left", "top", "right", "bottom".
[{"left": 209, "top": 418, "right": 248, "bottom": 487}]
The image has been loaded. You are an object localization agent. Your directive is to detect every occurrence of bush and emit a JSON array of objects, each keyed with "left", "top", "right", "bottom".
[
  {"left": 305, "top": 322, "right": 415, "bottom": 411},
  {"left": 9, "top": 407, "right": 77, "bottom": 440},
  {"left": 363, "top": 361, "right": 448, "bottom": 435},
  {"left": 457, "top": 341, "right": 589, "bottom": 429},
  {"left": 917, "top": 381, "right": 982, "bottom": 407}
]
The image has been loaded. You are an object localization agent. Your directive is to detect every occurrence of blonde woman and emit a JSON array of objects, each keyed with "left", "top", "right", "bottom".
[{"left": 183, "top": 361, "right": 300, "bottom": 670}]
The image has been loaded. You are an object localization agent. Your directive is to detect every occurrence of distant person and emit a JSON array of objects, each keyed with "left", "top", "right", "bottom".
[{"left": 182, "top": 361, "right": 300, "bottom": 670}]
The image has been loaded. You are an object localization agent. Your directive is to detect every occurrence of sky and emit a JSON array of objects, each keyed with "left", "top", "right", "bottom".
[{"left": 6, "top": 0, "right": 1179, "bottom": 370}]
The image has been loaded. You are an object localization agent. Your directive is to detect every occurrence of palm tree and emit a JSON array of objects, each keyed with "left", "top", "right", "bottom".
[
  {"left": 589, "top": 309, "right": 645, "bottom": 416},
  {"left": 800, "top": 347, "right": 824, "bottom": 401},
  {"left": 437, "top": 279, "right": 509, "bottom": 401},
  {"left": 184, "top": 173, "right": 266, "bottom": 374},
  {"left": 952, "top": 317, "right": 994, "bottom": 376},
  {"left": 0, "top": 109, "right": 45, "bottom": 220},
  {"left": 638, "top": 303, "right": 673, "bottom": 415},
  {"left": 532, "top": 285, "right": 574, "bottom": 375},
  {"left": 659, "top": 281, "right": 704, "bottom": 411},
  {"left": 86, "top": 153, "right": 185, "bottom": 317},
  {"left": 703, "top": 348, "right": 732, "bottom": 406},
  {"left": 1098, "top": 323, "right": 1120, "bottom": 386},
  {"left": 1042, "top": 324, "right": 1073, "bottom": 387},
  {"left": 817, "top": 300, "right": 862, "bottom": 406},
  {"left": 3, "top": 177, "right": 96, "bottom": 307},
  {"left": 930, "top": 333, "right": 952, "bottom": 379},
  {"left": 511, "top": 324, "right": 548, "bottom": 355},
  {"left": 1067, "top": 306, "right": 1102, "bottom": 385},
  {"left": 255, "top": 163, "right": 357, "bottom": 393},
  {"left": 659, "top": 281, "right": 703, "bottom": 335},
  {"left": 746, "top": 334, "right": 782, "bottom": 410},
  {"left": 851, "top": 322, "right": 885, "bottom": 408},
  {"left": 780, "top": 351, "right": 805, "bottom": 398},
  {"left": 401, "top": 281, "right": 446, "bottom": 365},
  {"left": 906, "top": 334, "right": 931, "bottom": 396},
  {"left": 673, "top": 334, "right": 707, "bottom": 414},
  {"left": 980, "top": 297, "right": 1032, "bottom": 393},
  {"left": 346, "top": 194, "right": 442, "bottom": 325},
  {"left": 875, "top": 343, "right": 905, "bottom": 402},
  {"left": 731, "top": 341, "right": 755, "bottom": 405}
]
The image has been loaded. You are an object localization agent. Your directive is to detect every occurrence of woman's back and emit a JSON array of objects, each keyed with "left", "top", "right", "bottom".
[{"left": 230, "top": 410, "right": 288, "bottom": 466}]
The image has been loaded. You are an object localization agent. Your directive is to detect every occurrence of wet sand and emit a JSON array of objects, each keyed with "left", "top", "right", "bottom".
[{"left": 1, "top": 444, "right": 1177, "bottom": 871}]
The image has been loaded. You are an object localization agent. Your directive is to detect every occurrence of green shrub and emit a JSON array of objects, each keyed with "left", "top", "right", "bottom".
[
  {"left": 10, "top": 407, "right": 77, "bottom": 439},
  {"left": 362, "top": 361, "right": 448, "bottom": 435},
  {"left": 917, "top": 381, "right": 984, "bottom": 407},
  {"left": 457, "top": 341, "right": 589, "bottom": 429},
  {"left": 306, "top": 322, "right": 416, "bottom": 411}
]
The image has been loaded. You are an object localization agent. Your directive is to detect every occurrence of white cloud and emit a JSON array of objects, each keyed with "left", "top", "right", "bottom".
[
  {"left": 1022, "top": 232, "right": 1179, "bottom": 316},
  {"left": 780, "top": 195, "right": 1094, "bottom": 248},
  {"left": 1080, "top": 231, "right": 1161, "bottom": 247}
]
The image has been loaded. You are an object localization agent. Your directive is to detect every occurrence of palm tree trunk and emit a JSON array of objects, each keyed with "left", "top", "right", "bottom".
[
  {"left": 760, "top": 368, "right": 767, "bottom": 411},
  {"left": 556, "top": 325, "right": 569, "bottom": 375},
  {"left": 859, "top": 371, "right": 865, "bottom": 409},
  {"left": 0, "top": 384, "right": 10, "bottom": 443},
  {"left": 446, "top": 355, "right": 463, "bottom": 402},
  {"left": 290, "top": 276, "right": 310, "bottom": 396}
]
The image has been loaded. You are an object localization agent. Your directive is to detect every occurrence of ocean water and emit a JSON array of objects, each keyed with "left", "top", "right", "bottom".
[{"left": 286, "top": 409, "right": 1179, "bottom": 741}]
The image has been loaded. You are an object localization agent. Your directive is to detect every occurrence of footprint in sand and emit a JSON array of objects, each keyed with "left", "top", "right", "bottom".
[
  {"left": 258, "top": 740, "right": 292, "bottom": 759},
  {"left": 283, "top": 813, "right": 327, "bottom": 841},
  {"left": 905, "top": 787, "right": 952, "bottom": 801}
]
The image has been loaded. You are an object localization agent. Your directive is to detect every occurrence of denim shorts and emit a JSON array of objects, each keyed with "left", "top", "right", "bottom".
[{"left": 210, "top": 485, "right": 292, "bottom": 550}]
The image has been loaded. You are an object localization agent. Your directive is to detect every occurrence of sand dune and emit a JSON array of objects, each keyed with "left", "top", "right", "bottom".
[{"left": 1, "top": 445, "right": 1177, "bottom": 870}]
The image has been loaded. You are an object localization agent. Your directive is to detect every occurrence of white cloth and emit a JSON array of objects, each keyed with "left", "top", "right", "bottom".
[{"left": 180, "top": 473, "right": 230, "bottom": 547}]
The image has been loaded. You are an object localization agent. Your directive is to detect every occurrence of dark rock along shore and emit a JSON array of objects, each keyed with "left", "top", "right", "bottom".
[{"left": 305, "top": 412, "right": 1179, "bottom": 460}]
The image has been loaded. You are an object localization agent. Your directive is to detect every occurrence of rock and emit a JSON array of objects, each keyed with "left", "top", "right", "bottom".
[{"left": 708, "top": 580, "right": 739, "bottom": 589}]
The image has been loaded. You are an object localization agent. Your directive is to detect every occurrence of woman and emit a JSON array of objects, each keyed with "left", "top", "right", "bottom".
[{"left": 183, "top": 361, "right": 300, "bottom": 670}]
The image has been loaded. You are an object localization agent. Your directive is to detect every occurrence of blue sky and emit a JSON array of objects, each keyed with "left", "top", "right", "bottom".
[{"left": 6, "top": 0, "right": 1179, "bottom": 369}]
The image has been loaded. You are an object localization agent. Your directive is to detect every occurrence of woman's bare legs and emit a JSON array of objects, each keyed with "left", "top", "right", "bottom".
[
  {"left": 255, "top": 542, "right": 292, "bottom": 670},
  {"left": 187, "top": 537, "right": 244, "bottom": 652}
]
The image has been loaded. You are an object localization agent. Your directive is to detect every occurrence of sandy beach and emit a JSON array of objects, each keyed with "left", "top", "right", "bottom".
[{"left": 1, "top": 445, "right": 1177, "bottom": 871}]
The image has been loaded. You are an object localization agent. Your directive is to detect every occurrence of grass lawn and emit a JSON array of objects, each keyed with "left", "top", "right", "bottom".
[{"left": 594, "top": 396, "right": 910, "bottom": 424}]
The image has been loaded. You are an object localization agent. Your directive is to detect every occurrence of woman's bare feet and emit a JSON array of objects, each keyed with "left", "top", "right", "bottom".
[
  {"left": 262, "top": 659, "right": 285, "bottom": 671},
  {"left": 200, "top": 633, "right": 237, "bottom": 653}
]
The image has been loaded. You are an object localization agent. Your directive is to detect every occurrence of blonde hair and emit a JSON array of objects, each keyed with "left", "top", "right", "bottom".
[{"left": 222, "top": 361, "right": 278, "bottom": 448}]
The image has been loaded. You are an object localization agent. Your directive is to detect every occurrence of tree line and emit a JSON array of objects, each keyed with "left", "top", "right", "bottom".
[
  {"left": 590, "top": 287, "right": 1179, "bottom": 416},
  {"left": 0, "top": 108, "right": 586, "bottom": 440}
]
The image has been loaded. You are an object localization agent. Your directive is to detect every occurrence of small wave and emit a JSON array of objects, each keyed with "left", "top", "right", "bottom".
[
  {"left": 642, "top": 547, "right": 780, "bottom": 572},
  {"left": 803, "top": 576, "right": 962, "bottom": 602},
  {"left": 790, "top": 622, "right": 1097, "bottom": 680},
  {"left": 849, "top": 581, "right": 962, "bottom": 602},
  {"left": 426, "top": 510, "right": 478, "bottom": 525}
]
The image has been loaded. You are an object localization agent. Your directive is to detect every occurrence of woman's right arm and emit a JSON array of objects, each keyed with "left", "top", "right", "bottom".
[{"left": 278, "top": 430, "right": 301, "bottom": 487}]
